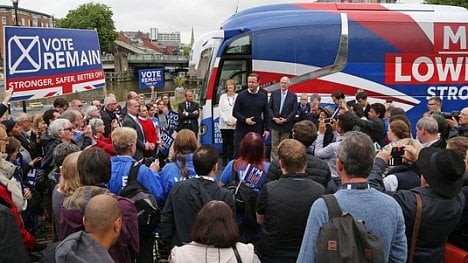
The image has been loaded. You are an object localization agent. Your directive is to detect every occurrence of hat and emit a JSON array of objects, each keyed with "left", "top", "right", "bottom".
[
  {"left": 320, "top": 106, "right": 334, "bottom": 118},
  {"left": 416, "top": 147, "right": 465, "bottom": 198},
  {"left": 1, "top": 119, "right": 16, "bottom": 134}
]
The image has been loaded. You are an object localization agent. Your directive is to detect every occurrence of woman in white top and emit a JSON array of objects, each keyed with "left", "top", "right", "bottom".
[
  {"left": 170, "top": 200, "right": 260, "bottom": 263},
  {"left": 219, "top": 79, "right": 237, "bottom": 166}
]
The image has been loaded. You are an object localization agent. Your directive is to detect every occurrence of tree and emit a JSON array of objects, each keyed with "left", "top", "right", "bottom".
[
  {"left": 424, "top": 0, "right": 468, "bottom": 9},
  {"left": 173, "top": 76, "right": 187, "bottom": 87},
  {"left": 56, "top": 3, "right": 118, "bottom": 53}
]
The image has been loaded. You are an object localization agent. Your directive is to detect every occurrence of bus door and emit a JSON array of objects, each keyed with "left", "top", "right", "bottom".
[{"left": 201, "top": 34, "right": 252, "bottom": 150}]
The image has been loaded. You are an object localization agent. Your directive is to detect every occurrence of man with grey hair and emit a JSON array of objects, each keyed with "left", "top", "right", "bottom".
[
  {"left": 101, "top": 96, "right": 120, "bottom": 137},
  {"left": 70, "top": 99, "right": 85, "bottom": 116},
  {"left": 416, "top": 117, "right": 445, "bottom": 148},
  {"left": 15, "top": 113, "right": 42, "bottom": 163},
  {"left": 269, "top": 76, "right": 298, "bottom": 162},
  {"left": 15, "top": 113, "right": 33, "bottom": 137},
  {"left": 298, "top": 131, "right": 407, "bottom": 262}
]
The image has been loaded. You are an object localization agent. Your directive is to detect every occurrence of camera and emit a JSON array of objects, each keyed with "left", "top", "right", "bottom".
[
  {"left": 389, "top": 146, "right": 405, "bottom": 166},
  {"left": 440, "top": 111, "right": 460, "bottom": 121},
  {"left": 324, "top": 118, "right": 332, "bottom": 124},
  {"left": 143, "top": 157, "right": 156, "bottom": 167}
]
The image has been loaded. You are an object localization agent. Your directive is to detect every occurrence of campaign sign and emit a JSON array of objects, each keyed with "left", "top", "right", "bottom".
[
  {"left": 4, "top": 27, "right": 105, "bottom": 102},
  {"left": 139, "top": 68, "right": 164, "bottom": 89},
  {"left": 159, "top": 129, "right": 175, "bottom": 156},
  {"left": 167, "top": 110, "right": 179, "bottom": 132}
]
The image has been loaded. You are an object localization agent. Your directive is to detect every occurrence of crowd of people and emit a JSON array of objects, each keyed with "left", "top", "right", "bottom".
[{"left": 0, "top": 71, "right": 467, "bottom": 263}]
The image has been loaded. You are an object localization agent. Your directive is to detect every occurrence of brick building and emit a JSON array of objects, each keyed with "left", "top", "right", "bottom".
[{"left": 0, "top": 5, "right": 53, "bottom": 61}]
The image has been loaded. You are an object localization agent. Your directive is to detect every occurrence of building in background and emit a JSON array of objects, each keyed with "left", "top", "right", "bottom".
[
  {"left": 0, "top": 5, "right": 53, "bottom": 62},
  {"left": 120, "top": 29, "right": 182, "bottom": 56},
  {"left": 150, "top": 28, "right": 181, "bottom": 46}
]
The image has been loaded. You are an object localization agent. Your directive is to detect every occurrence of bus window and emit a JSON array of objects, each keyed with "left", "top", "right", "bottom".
[
  {"left": 198, "top": 48, "right": 212, "bottom": 106},
  {"left": 213, "top": 34, "right": 252, "bottom": 105},
  {"left": 214, "top": 60, "right": 249, "bottom": 105},
  {"left": 197, "top": 37, "right": 222, "bottom": 106}
]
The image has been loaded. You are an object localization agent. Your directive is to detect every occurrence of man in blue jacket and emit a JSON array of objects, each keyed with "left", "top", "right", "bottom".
[{"left": 108, "top": 127, "right": 163, "bottom": 202}]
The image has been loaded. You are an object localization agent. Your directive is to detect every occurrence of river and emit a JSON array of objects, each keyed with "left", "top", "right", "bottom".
[{"left": 8, "top": 79, "right": 199, "bottom": 117}]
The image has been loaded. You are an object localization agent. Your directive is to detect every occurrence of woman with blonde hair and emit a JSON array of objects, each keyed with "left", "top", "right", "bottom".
[
  {"left": 160, "top": 129, "right": 198, "bottom": 199},
  {"left": 219, "top": 79, "right": 237, "bottom": 166},
  {"left": 31, "top": 113, "right": 47, "bottom": 155},
  {"left": 170, "top": 200, "right": 260, "bottom": 263},
  {"left": 51, "top": 151, "right": 81, "bottom": 241}
]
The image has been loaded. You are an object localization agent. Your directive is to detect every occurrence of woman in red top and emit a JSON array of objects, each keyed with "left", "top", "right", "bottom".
[
  {"left": 89, "top": 118, "right": 115, "bottom": 156},
  {"left": 138, "top": 104, "right": 158, "bottom": 157}
]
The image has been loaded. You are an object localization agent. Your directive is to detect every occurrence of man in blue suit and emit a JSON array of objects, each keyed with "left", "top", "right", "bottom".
[{"left": 269, "top": 76, "right": 298, "bottom": 162}]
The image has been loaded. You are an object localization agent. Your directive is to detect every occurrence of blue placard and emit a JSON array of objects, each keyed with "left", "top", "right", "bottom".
[
  {"left": 4, "top": 27, "right": 105, "bottom": 101},
  {"left": 166, "top": 110, "right": 179, "bottom": 132},
  {"left": 139, "top": 68, "right": 164, "bottom": 89},
  {"left": 159, "top": 129, "right": 174, "bottom": 156}
]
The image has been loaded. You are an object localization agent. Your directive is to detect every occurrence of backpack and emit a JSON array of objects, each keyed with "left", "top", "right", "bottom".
[
  {"left": 120, "top": 162, "right": 160, "bottom": 233},
  {"left": 223, "top": 164, "right": 258, "bottom": 225},
  {"left": 315, "top": 194, "right": 385, "bottom": 263}
]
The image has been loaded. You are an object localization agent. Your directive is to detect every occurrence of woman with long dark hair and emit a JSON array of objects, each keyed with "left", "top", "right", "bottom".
[{"left": 169, "top": 200, "right": 260, "bottom": 263}]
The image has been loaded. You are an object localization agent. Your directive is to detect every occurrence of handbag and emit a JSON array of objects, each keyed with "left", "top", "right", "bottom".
[
  {"left": 233, "top": 245, "right": 242, "bottom": 263},
  {"left": 408, "top": 192, "right": 423, "bottom": 263}
]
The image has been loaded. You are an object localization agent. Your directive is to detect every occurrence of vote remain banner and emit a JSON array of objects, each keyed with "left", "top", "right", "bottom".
[
  {"left": 139, "top": 68, "right": 164, "bottom": 89},
  {"left": 4, "top": 27, "right": 105, "bottom": 102}
]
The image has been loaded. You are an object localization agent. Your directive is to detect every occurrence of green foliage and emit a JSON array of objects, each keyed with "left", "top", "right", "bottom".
[
  {"left": 181, "top": 46, "right": 190, "bottom": 56},
  {"left": 173, "top": 76, "right": 187, "bottom": 87},
  {"left": 424, "top": 0, "right": 468, "bottom": 9},
  {"left": 56, "top": 3, "right": 118, "bottom": 53}
]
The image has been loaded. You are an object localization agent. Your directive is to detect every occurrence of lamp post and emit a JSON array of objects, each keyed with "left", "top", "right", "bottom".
[
  {"left": 12, "top": 0, "right": 18, "bottom": 26},
  {"left": 12, "top": 0, "right": 27, "bottom": 113}
]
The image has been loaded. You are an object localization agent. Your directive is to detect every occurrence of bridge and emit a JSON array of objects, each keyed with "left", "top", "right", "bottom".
[{"left": 101, "top": 53, "right": 188, "bottom": 70}]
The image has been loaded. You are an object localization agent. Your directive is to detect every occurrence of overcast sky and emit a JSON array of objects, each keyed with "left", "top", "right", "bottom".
[{"left": 19, "top": 0, "right": 423, "bottom": 43}]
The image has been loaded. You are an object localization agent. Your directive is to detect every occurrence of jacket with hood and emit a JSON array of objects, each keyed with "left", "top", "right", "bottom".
[
  {"left": 161, "top": 177, "right": 235, "bottom": 247},
  {"left": 159, "top": 153, "right": 196, "bottom": 200},
  {"left": 54, "top": 231, "right": 113, "bottom": 263},
  {"left": 60, "top": 186, "right": 139, "bottom": 263}
]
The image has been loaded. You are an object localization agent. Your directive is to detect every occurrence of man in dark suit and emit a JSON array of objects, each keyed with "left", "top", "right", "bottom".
[
  {"left": 177, "top": 90, "right": 199, "bottom": 136},
  {"left": 100, "top": 95, "right": 120, "bottom": 138},
  {"left": 269, "top": 76, "right": 298, "bottom": 162},
  {"left": 122, "top": 99, "right": 153, "bottom": 160}
]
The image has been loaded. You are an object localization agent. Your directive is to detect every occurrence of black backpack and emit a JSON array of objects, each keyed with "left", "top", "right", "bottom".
[
  {"left": 120, "top": 162, "right": 160, "bottom": 233},
  {"left": 315, "top": 194, "right": 385, "bottom": 263},
  {"left": 223, "top": 165, "right": 258, "bottom": 225}
]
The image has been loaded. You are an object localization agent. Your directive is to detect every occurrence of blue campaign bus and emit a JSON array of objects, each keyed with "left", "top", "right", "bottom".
[{"left": 189, "top": 3, "right": 468, "bottom": 149}]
